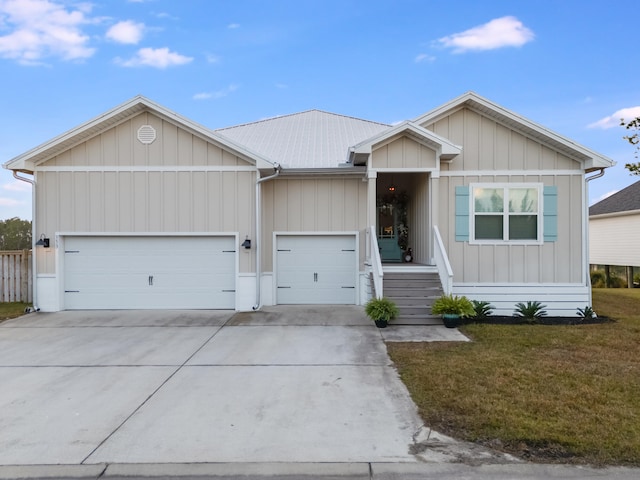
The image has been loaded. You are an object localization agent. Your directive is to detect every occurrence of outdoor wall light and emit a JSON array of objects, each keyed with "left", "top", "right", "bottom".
[
  {"left": 241, "top": 236, "right": 251, "bottom": 249},
  {"left": 35, "top": 234, "right": 50, "bottom": 248}
]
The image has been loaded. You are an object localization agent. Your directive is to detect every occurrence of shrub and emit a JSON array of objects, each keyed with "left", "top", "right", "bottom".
[
  {"left": 472, "top": 300, "right": 494, "bottom": 320},
  {"left": 590, "top": 270, "right": 605, "bottom": 288},
  {"left": 576, "top": 306, "right": 596, "bottom": 322},
  {"left": 365, "top": 297, "right": 399, "bottom": 322},
  {"left": 432, "top": 294, "right": 476, "bottom": 318},
  {"left": 514, "top": 301, "right": 547, "bottom": 323}
]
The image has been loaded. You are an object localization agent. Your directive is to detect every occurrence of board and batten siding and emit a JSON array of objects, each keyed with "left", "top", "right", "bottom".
[
  {"left": 590, "top": 214, "right": 640, "bottom": 267},
  {"left": 371, "top": 136, "right": 437, "bottom": 170},
  {"left": 421, "top": 108, "right": 582, "bottom": 172},
  {"left": 261, "top": 177, "right": 367, "bottom": 272},
  {"left": 438, "top": 174, "right": 584, "bottom": 284},
  {"left": 35, "top": 111, "right": 256, "bottom": 274}
]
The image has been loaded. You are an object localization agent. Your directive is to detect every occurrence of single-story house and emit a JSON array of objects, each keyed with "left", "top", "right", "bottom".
[
  {"left": 3, "top": 92, "right": 614, "bottom": 315},
  {"left": 589, "top": 180, "right": 640, "bottom": 286}
]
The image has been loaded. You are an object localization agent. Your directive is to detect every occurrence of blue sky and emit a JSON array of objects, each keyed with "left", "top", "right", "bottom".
[{"left": 1, "top": 0, "right": 638, "bottom": 220}]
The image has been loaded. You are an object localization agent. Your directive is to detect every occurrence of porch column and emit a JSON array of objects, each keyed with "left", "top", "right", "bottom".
[
  {"left": 366, "top": 170, "right": 377, "bottom": 259},
  {"left": 429, "top": 171, "right": 440, "bottom": 264}
]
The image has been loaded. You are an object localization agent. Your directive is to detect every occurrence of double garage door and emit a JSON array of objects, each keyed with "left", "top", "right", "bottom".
[
  {"left": 276, "top": 235, "right": 357, "bottom": 304},
  {"left": 63, "top": 236, "right": 236, "bottom": 310}
]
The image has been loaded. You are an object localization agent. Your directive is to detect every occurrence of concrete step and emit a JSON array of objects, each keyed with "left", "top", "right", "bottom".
[{"left": 391, "top": 315, "right": 443, "bottom": 326}]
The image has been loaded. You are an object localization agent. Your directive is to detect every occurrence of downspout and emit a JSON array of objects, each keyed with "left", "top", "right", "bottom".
[
  {"left": 252, "top": 164, "right": 281, "bottom": 311},
  {"left": 13, "top": 171, "right": 39, "bottom": 311},
  {"left": 584, "top": 168, "right": 606, "bottom": 306}
]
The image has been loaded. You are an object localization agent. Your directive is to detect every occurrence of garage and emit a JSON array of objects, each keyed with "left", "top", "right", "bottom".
[
  {"left": 276, "top": 234, "right": 357, "bottom": 304},
  {"left": 63, "top": 236, "right": 236, "bottom": 310}
]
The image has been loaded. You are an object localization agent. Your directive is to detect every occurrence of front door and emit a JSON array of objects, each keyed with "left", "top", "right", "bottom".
[{"left": 377, "top": 200, "right": 406, "bottom": 263}]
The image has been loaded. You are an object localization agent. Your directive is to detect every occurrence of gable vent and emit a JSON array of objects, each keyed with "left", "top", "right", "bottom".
[{"left": 137, "top": 125, "right": 157, "bottom": 144}]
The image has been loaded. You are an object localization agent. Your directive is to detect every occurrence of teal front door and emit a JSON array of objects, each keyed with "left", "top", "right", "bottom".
[{"left": 377, "top": 203, "right": 404, "bottom": 262}]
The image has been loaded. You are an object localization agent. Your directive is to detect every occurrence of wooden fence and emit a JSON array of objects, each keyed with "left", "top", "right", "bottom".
[{"left": 0, "top": 250, "right": 32, "bottom": 303}]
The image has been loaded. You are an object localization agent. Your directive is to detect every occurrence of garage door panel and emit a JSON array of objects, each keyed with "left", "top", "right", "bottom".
[
  {"left": 276, "top": 235, "right": 356, "bottom": 305},
  {"left": 64, "top": 236, "right": 236, "bottom": 310}
]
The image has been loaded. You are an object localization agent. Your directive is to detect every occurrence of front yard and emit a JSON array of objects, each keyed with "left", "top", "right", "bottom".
[{"left": 387, "top": 289, "right": 640, "bottom": 466}]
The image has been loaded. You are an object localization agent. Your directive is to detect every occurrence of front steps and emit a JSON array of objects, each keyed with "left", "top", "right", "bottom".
[{"left": 381, "top": 266, "right": 443, "bottom": 325}]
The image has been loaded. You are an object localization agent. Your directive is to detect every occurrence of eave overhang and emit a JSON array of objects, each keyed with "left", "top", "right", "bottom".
[
  {"left": 414, "top": 91, "right": 616, "bottom": 171},
  {"left": 347, "top": 121, "right": 462, "bottom": 165},
  {"left": 3, "top": 95, "right": 274, "bottom": 173}
]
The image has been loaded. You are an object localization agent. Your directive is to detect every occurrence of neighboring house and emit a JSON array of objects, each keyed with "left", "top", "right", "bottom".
[
  {"left": 3, "top": 92, "right": 614, "bottom": 315},
  {"left": 589, "top": 180, "right": 640, "bottom": 283}
]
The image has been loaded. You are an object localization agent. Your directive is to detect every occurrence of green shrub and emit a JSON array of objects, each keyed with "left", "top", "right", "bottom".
[
  {"left": 432, "top": 294, "right": 476, "bottom": 318},
  {"left": 514, "top": 301, "right": 547, "bottom": 323},
  {"left": 590, "top": 270, "right": 605, "bottom": 288},
  {"left": 471, "top": 300, "right": 494, "bottom": 319},
  {"left": 365, "top": 297, "right": 399, "bottom": 322}
]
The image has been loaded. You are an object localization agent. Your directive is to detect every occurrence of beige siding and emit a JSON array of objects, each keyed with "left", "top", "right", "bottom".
[
  {"left": 590, "top": 214, "right": 640, "bottom": 267},
  {"left": 438, "top": 174, "right": 584, "bottom": 284},
  {"left": 46, "top": 112, "right": 247, "bottom": 167},
  {"left": 371, "top": 136, "right": 437, "bottom": 169},
  {"left": 407, "top": 173, "right": 429, "bottom": 264},
  {"left": 262, "top": 177, "right": 367, "bottom": 271},
  {"left": 423, "top": 108, "right": 581, "bottom": 172}
]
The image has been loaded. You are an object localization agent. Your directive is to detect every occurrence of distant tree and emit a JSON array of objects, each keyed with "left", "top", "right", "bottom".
[
  {"left": 621, "top": 117, "right": 640, "bottom": 175},
  {"left": 0, "top": 218, "right": 32, "bottom": 250}
]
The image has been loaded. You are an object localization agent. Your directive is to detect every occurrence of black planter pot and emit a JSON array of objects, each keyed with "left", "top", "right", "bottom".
[
  {"left": 374, "top": 319, "right": 388, "bottom": 328},
  {"left": 442, "top": 314, "right": 461, "bottom": 328}
]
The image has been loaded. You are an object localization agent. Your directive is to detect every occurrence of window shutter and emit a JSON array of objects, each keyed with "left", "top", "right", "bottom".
[
  {"left": 455, "top": 186, "right": 470, "bottom": 241},
  {"left": 543, "top": 186, "right": 558, "bottom": 242}
]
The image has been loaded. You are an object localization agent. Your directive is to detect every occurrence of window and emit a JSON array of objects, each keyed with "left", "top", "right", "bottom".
[{"left": 471, "top": 184, "right": 541, "bottom": 243}]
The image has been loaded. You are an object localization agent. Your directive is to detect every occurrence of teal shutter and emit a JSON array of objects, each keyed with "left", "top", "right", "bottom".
[
  {"left": 455, "top": 186, "right": 470, "bottom": 241},
  {"left": 543, "top": 186, "right": 558, "bottom": 242}
]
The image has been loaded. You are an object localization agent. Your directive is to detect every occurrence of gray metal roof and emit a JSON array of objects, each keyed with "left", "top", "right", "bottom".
[
  {"left": 589, "top": 180, "right": 640, "bottom": 216},
  {"left": 216, "top": 110, "right": 390, "bottom": 168}
]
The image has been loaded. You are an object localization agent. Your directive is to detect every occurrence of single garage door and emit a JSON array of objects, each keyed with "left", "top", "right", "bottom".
[
  {"left": 276, "top": 235, "right": 357, "bottom": 304},
  {"left": 63, "top": 236, "right": 236, "bottom": 309}
]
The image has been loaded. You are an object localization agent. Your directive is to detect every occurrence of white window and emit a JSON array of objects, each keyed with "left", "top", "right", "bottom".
[{"left": 470, "top": 184, "right": 542, "bottom": 244}]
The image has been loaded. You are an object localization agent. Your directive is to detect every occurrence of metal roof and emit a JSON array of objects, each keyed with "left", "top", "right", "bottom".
[
  {"left": 216, "top": 110, "right": 390, "bottom": 168},
  {"left": 589, "top": 180, "right": 640, "bottom": 216}
]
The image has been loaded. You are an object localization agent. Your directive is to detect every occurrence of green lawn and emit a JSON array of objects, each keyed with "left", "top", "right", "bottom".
[
  {"left": 0, "top": 302, "right": 30, "bottom": 323},
  {"left": 387, "top": 289, "right": 640, "bottom": 466}
]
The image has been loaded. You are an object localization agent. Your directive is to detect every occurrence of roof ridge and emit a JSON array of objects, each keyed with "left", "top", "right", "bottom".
[{"left": 216, "top": 109, "right": 390, "bottom": 131}]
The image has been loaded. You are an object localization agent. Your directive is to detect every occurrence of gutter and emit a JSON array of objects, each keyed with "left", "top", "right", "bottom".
[
  {"left": 252, "top": 164, "right": 281, "bottom": 311},
  {"left": 583, "top": 167, "right": 606, "bottom": 306},
  {"left": 12, "top": 171, "right": 40, "bottom": 312}
]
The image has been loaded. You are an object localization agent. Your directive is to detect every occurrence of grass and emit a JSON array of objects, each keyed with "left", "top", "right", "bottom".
[
  {"left": 0, "top": 302, "right": 29, "bottom": 324},
  {"left": 387, "top": 289, "right": 640, "bottom": 466}
]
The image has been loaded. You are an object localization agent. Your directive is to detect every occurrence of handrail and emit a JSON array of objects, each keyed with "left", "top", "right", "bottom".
[
  {"left": 433, "top": 225, "right": 453, "bottom": 295},
  {"left": 369, "top": 225, "right": 384, "bottom": 298}
]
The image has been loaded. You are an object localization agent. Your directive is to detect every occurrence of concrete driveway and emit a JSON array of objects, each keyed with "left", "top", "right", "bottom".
[{"left": 1, "top": 306, "right": 456, "bottom": 466}]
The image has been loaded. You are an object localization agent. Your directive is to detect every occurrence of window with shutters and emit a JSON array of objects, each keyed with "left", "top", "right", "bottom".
[{"left": 470, "top": 183, "right": 543, "bottom": 244}]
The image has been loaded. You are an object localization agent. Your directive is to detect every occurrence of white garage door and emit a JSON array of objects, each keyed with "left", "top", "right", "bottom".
[
  {"left": 63, "top": 236, "right": 236, "bottom": 310},
  {"left": 276, "top": 235, "right": 357, "bottom": 304}
]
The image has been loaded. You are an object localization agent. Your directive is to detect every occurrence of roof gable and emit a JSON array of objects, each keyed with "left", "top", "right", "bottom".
[
  {"left": 216, "top": 110, "right": 390, "bottom": 169},
  {"left": 414, "top": 92, "right": 615, "bottom": 172},
  {"left": 3, "top": 96, "right": 274, "bottom": 173},
  {"left": 590, "top": 180, "right": 640, "bottom": 216}
]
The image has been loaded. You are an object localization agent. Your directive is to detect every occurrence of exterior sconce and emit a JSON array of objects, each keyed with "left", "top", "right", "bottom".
[
  {"left": 241, "top": 236, "right": 251, "bottom": 249},
  {"left": 35, "top": 234, "right": 50, "bottom": 248}
]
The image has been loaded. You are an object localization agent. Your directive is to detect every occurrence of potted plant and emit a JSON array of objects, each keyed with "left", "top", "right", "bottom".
[
  {"left": 365, "top": 297, "right": 399, "bottom": 328},
  {"left": 431, "top": 294, "right": 475, "bottom": 328}
]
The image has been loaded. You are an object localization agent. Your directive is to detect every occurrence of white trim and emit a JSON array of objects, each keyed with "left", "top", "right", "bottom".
[
  {"left": 272, "top": 231, "right": 360, "bottom": 305},
  {"left": 469, "top": 182, "right": 543, "bottom": 245},
  {"left": 589, "top": 209, "right": 640, "bottom": 220},
  {"left": 440, "top": 170, "right": 583, "bottom": 177},
  {"left": 37, "top": 165, "right": 256, "bottom": 173},
  {"left": 370, "top": 167, "right": 439, "bottom": 173}
]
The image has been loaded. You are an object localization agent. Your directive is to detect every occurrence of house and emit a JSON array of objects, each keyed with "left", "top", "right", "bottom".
[
  {"left": 589, "top": 180, "right": 640, "bottom": 287},
  {"left": 3, "top": 92, "right": 614, "bottom": 316}
]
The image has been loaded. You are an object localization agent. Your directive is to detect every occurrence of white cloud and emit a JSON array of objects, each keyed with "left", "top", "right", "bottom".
[
  {"left": 3, "top": 180, "right": 31, "bottom": 192},
  {"left": 117, "top": 47, "right": 193, "bottom": 68},
  {"left": 193, "top": 84, "right": 239, "bottom": 101},
  {"left": 205, "top": 53, "right": 220, "bottom": 64},
  {"left": 106, "top": 20, "right": 144, "bottom": 44},
  {"left": 588, "top": 106, "right": 640, "bottom": 129},
  {"left": 593, "top": 190, "right": 618, "bottom": 204},
  {"left": 227, "top": 23, "right": 240, "bottom": 29},
  {"left": 437, "top": 16, "right": 534, "bottom": 53},
  {"left": 0, "top": 0, "right": 96, "bottom": 64},
  {"left": 0, "top": 197, "right": 21, "bottom": 206},
  {"left": 414, "top": 53, "right": 435, "bottom": 63}
]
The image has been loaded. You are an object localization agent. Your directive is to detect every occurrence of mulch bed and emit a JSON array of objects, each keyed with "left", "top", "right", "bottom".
[{"left": 460, "top": 316, "right": 614, "bottom": 326}]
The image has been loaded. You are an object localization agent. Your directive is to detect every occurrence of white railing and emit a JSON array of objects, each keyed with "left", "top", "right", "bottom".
[
  {"left": 433, "top": 226, "right": 453, "bottom": 295},
  {"left": 369, "top": 226, "right": 384, "bottom": 298},
  {"left": 0, "top": 250, "right": 32, "bottom": 303}
]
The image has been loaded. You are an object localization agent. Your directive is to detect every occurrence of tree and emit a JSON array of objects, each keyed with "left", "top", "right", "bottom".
[
  {"left": 621, "top": 117, "right": 640, "bottom": 175},
  {"left": 0, "top": 217, "right": 32, "bottom": 250}
]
